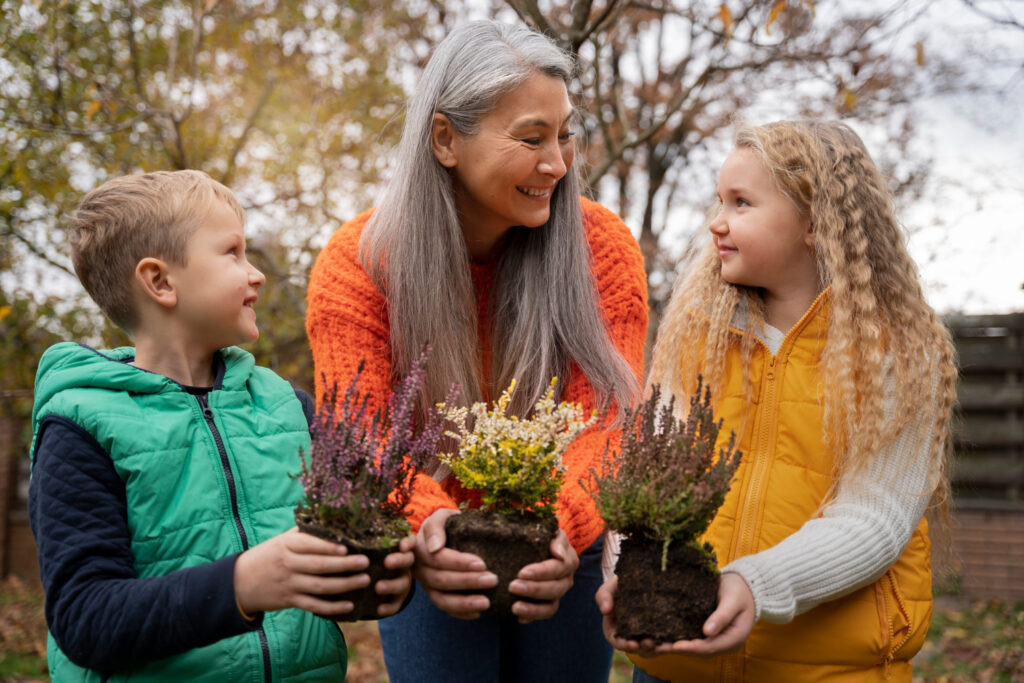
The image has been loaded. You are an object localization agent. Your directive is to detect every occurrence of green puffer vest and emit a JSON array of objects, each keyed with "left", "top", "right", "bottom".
[{"left": 31, "top": 343, "right": 347, "bottom": 682}]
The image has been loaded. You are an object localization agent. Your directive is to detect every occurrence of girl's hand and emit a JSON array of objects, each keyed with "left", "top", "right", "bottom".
[
  {"left": 373, "top": 535, "right": 417, "bottom": 617},
  {"left": 508, "top": 528, "right": 578, "bottom": 624},
  {"left": 233, "top": 527, "right": 371, "bottom": 618},
  {"left": 413, "top": 508, "right": 497, "bottom": 619},
  {"left": 595, "top": 575, "right": 662, "bottom": 656},
  {"left": 651, "top": 572, "right": 756, "bottom": 657}
]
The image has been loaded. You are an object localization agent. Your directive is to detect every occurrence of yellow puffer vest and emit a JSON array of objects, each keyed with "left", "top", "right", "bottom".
[{"left": 631, "top": 291, "right": 932, "bottom": 682}]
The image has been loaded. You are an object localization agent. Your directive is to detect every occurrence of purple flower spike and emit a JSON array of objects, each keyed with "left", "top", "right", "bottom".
[{"left": 297, "top": 346, "right": 447, "bottom": 541}]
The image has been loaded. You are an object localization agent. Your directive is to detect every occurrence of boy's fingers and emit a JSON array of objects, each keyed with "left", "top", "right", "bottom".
[
  {"left": 383, "top": 550, "right": 415, "bottom": 570},
  {"left": 290, "top": 552, "right": 369, "bottom": 576},
  {"left": 299, "top": 572, "right": 371, "bottom": 597},
  {"left": 374, "top": 574, "right": 412, "bottom": 596}
]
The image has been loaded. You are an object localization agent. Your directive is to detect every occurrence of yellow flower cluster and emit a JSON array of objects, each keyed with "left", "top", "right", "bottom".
[{"left": 437, "top": 378, "right": 596, "bottom": 517}]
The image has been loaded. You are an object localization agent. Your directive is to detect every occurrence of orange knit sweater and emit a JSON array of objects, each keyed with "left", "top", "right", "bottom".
[{"left": 305, "top": 197, "right": 648, "bottom": 553}]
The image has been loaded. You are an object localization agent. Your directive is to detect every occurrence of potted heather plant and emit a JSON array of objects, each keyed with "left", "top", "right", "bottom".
[
  {"left": 436, "top": 378, "right": 596, "bottom": 615},
  {"left": 295, "top": 349, "right": 446, "bottom": 621},
  {"left": 581, "top": 378, "right": 741, "bottom": 643}
]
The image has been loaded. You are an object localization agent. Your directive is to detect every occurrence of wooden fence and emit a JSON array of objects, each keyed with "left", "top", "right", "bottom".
[
  {"left": 939, "top": 313, "right": 1024, "bottom": 599},
  {"left": 2, "top": 314, "right": 1024, "bottom": 599}
]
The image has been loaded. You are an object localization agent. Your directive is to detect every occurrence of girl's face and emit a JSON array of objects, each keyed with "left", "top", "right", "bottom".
[
  {"left": 433, "top": 72, "right": 576, "bottom": 260},
  {"left": 710, "top": 148, "right": 818, "bottom": 303}
]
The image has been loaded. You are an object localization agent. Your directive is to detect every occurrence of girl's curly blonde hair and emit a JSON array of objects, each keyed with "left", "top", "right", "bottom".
[{"left": 651, "top": 120, "right": 957, "bottom": 532}]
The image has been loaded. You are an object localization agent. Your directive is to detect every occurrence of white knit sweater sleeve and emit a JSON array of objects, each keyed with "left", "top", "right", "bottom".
[{"left": 721, "top": 374, "right": 940, "bottom": 624}]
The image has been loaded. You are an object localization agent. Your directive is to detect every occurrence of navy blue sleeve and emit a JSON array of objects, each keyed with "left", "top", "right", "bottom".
[
  {"left": 28, "top": 416, "right": 261, "bottom": 673},
  {"left": 294, "top": 387, "right": 315, "bottom": 429}
]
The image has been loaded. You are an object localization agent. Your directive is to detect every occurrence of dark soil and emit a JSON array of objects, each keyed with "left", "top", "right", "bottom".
[
  {"left": 294, "top": 512, "right": 404, "bottom": 622},
  {"left": 613, "top": 535, "right": 719, "bottom": 643},
  {"left": 444, "top": 510, "right": 559, "bottom": 616}
]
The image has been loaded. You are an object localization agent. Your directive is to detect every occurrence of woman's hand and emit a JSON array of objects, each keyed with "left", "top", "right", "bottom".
[
  {"left": 233, "top": 527, "right": 371, "bottom": 618},
  {"left": 508, "top": 528, "right": 578, "bottom": 623},
  {"left": 374, "top": 535, "right": 417, "bottom": 617},
  {"left": 595, "top": 572, "right": 756, "bottom": 657},
  {"left": 413, "top": 508, "right": 497, "bottom": 619}
]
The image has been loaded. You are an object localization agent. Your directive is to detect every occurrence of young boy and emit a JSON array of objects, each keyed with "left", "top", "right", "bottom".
[{"left": 28, "top": 170, "right": 414, "bottom": 681}]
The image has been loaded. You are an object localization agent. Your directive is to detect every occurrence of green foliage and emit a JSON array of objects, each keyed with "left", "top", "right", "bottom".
[
  {"left": 439, "top": 379, "right": 596, "bottom": 518},
  {"left": 0, "top": 0, "right": 443, "bottom": 390},
  {"left": 582, "top": 378, "right": 741, "bottom": 569}
]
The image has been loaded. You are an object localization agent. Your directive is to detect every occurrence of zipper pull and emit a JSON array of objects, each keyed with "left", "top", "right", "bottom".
[{"left": 197, "top": 393, "right": 214, "bottom": 419}]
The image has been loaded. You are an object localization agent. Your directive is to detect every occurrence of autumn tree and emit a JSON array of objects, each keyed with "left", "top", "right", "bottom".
[{"left": 1, "top": 0, "right": 449, "bottom": 395}]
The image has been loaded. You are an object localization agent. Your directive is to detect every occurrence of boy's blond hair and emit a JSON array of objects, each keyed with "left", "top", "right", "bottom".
[{"left": 70, "top": 170, "right": 245, "bottom": 331}]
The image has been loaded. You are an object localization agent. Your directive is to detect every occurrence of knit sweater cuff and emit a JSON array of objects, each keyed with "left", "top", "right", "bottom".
[{"left": 405, "top": 472, "right": 458, "bottom": 534}]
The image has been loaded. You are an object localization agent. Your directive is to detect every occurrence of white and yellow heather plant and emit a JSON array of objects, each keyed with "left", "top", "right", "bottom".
[{"left": 438, "top": 378, "right": 596, "bottom": 518}]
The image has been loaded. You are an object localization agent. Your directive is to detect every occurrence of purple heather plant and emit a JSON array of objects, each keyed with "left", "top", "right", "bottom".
[
  {"left": 581, "top": 377, "right": 742, "bottom": 570},
  {"left": 297, "top": 347, "right": 448, "bottom": 544}
]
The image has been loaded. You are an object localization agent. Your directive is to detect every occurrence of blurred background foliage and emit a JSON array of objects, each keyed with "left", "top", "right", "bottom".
[{"left": 0, "top": 0, "right": 1012, "bottom": 402}]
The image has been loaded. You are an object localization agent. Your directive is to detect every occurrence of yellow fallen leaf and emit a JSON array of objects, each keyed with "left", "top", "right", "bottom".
[
  {"left": 719, "top": 4, "right": 734, "bottom": 40},
  {"left": 766, "top": 1, "right": 786, "bottom": 35}
]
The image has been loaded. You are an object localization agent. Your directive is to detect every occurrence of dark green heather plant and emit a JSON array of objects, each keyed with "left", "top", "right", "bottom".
[{"left": 582, "top": 377, "right": 741, "bottom": 570}]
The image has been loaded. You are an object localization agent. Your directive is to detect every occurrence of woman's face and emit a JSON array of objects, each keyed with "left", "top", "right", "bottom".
[{"left": 434, "top": 72, "right": 576, "bottom": 260}]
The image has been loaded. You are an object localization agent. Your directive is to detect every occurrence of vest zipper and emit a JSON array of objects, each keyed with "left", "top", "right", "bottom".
[
  {"left": 723, "top": 350, "right": 776, "bottom": 682},
  {"left": 197, "top": 393, "right": 273, "bottom": 683}
]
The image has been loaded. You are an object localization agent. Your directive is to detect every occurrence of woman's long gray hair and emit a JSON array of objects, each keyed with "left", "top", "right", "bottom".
[{"left": 359, "top": 20, "right": 638, "bottom": 460}]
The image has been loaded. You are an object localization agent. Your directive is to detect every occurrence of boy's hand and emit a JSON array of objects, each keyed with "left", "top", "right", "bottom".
[
  {"left": 233, "top": 527, "right": 371, "bottom": 618},
  {"left": 412, "top": 508, "right": 497, "bottom": 620},
  {"left": 372, "top": 535, "right": 416, "bottom": 617},
  {"left": 508, "top": 528, "right": 578, "bottom": 624}
]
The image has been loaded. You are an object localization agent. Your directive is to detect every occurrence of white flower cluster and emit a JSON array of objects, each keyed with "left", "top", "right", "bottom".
[{"left": 438, "top": 378, "right": 597, "bottom": 470}]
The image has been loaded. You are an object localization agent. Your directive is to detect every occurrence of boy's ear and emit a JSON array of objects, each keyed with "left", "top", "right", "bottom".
[
  {"left": 135, "top": 258, "right": 177, "bottom": 308},
  {"left": 430, "top": 113, "right": 458, "bottom": 169}
]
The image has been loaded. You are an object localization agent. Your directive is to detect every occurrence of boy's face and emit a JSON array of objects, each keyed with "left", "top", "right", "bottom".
[{"left": 168, "top": 200, "right": 265, "bottom": 351}]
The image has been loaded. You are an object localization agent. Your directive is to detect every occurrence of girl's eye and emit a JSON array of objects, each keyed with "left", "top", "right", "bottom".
[
  {"left": 736, "top": 197, "right": 750, "bottom": 207},
  {"left": 558, "top": 131, "right": 575, "bottom": 142}
]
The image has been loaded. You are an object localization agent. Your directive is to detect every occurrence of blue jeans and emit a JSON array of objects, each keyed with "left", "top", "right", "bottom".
[
  {"left": 632, "top": 666, "right": 670, "bottom": 682},
  {"left": 378, "top": 536, "right": 611, "bottom": 682}
]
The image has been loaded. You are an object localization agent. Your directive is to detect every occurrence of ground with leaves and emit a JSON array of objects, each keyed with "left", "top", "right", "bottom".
[{"left": 1, "top": 578, "right": 1020, "bottom": 682}]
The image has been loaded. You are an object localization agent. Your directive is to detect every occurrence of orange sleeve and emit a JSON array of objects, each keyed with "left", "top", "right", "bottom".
[
  {"left": 306, "top": 211, "right": 457, "bottom": 533},
  {"left": 556, "top": 198, "right": 648, "bottom": 553}
]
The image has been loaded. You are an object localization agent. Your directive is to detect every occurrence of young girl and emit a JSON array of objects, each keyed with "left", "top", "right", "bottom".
[{"left": 597, "top": 120, "right": 957, "bottom": 682}]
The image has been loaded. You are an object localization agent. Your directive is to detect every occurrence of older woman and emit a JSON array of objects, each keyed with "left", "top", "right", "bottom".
[{"left": 306, "top": 20, "right": 647, "bottom": 682}]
